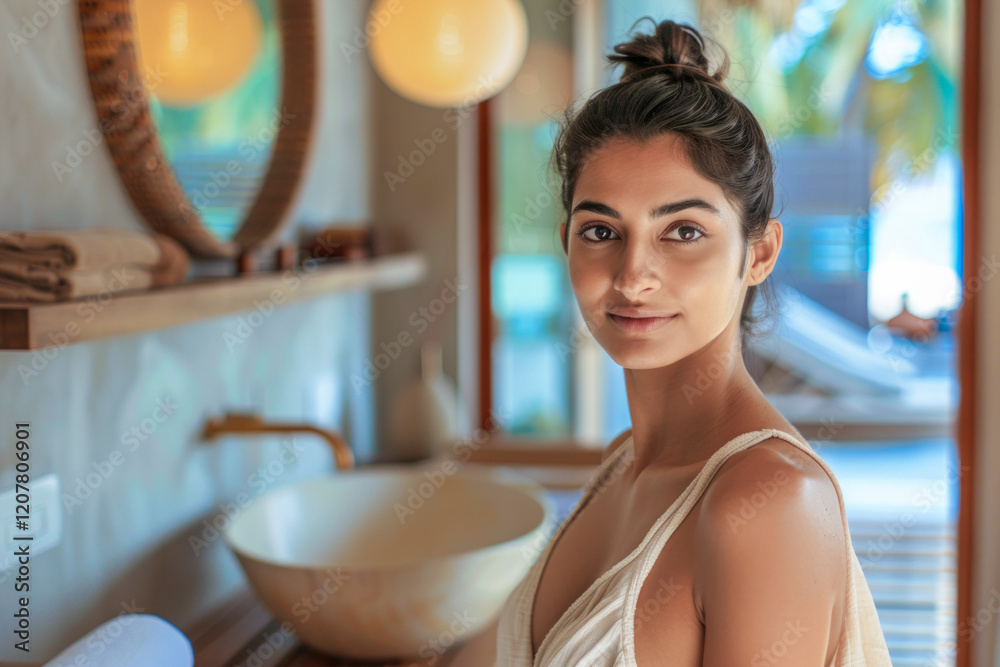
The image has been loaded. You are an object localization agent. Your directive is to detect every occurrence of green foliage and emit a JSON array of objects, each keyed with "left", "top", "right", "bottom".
[{"left": 717, "top": 0, "right": 959, "bottom": 195}]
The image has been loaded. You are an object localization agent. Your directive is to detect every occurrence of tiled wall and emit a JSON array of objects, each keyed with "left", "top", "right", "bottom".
[{"left": 0, "top": 1, "right": 374, "bottom": 661}]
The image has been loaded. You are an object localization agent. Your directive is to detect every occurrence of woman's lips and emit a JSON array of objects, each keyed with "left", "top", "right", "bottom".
[{"left": 608, "top": 312, "right": 677, "bottom": 332}]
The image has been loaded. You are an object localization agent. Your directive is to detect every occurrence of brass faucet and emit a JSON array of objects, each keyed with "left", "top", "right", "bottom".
[{"left": 200, "top": 412, "right": 355, "bottom": 471}]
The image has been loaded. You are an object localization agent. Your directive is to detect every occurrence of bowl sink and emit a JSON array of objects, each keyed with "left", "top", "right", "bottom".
[{"left": 224, "top": 464, "right": 554, "bottom": 660}]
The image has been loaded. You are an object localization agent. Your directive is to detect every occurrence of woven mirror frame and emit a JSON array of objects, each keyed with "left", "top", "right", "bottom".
[{"left": 77, "top": 0, "right": 318, "bottom": 259}]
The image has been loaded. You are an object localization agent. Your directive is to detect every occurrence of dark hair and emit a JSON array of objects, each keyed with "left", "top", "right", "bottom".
[{"left": 550, "top": 17, "right": 779, "bottom": 345}]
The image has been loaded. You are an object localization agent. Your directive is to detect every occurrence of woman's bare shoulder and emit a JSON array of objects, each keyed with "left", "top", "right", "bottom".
[
  {"left": 691, "top": 436, "right": 848, "bottom": 621},
  {"left": 698, "top": 435, "right": 845, "bottom": 534},
  {"left": 677, "top": 436, "right": 848, "bottom": 662}
]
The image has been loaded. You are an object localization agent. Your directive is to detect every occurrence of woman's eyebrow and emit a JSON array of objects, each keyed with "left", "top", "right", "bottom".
[{"left": 571, "top": 198, "right": 721, "bottom": 220}]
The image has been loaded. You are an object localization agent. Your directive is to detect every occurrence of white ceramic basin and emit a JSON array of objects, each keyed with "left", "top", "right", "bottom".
[{"left": 224, "top": 465, "right": 554, "bottom": 660}]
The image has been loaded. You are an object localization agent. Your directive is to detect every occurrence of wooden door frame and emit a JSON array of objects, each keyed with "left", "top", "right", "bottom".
[
  {"left": 957, "top": 0, "right": 980, "bottom": 663},
  {"left": 477, "top": 99, "right": 494, "bottom": 431}
]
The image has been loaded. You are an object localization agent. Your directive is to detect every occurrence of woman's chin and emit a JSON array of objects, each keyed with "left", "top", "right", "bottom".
[{"left": 604, "top": 343, "right": 677, "bottom": 370}]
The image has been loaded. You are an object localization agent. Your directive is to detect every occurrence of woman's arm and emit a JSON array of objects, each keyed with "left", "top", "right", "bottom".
[{"left": 692, "top": 443, "right": 848, "bottom": 666}]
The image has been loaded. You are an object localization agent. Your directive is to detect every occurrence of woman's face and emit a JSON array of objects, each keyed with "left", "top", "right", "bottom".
[{"left": 560, "top": 133, "right": 765, "bottom": 370}]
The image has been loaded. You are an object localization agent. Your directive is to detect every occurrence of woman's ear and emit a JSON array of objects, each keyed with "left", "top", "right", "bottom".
[
  {"left": 559, "top": 222, "right": 568, "bottom": 254},
  {"left": 747, "top": 218, "right": 783, "bottom": 285}
]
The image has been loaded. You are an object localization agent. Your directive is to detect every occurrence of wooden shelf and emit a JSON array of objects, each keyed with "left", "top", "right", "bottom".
[{"left": 0, "top": 252, "right": 426, "bottom": 350}]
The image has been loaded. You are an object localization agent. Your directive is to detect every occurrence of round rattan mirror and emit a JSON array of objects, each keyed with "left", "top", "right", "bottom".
[{"left": 78, "top": 0, "right": 317, "bottom": 259}]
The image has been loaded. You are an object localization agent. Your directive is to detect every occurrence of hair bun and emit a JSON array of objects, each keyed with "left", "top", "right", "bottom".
[{"left": 608, "top": 18, "right": 728, "bottom": 84}]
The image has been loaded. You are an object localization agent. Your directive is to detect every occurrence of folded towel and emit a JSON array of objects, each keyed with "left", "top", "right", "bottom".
[
  {"left": 0, "top": 266, "right": 154, "bottom": 302},
  {"left": 0, "top": 228, "right": 190, "bottom": 303},
  {"left": 0, "top": 227, "right": 162, "bottom": 271},
  {"left": 148, "top": 233, "right": 190, "bottom": 287}
]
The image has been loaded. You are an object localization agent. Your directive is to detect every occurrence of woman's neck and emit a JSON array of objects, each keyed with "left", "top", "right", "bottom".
[{"left": 622, "top": 337, "right": 766, "bottom": 478}]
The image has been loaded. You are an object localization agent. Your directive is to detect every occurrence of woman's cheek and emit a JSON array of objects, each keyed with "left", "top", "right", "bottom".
[{"left": 569, "top": 258, "right": 605, "bottom": 304}]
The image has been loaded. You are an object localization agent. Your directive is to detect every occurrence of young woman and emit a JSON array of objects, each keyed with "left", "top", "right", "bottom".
[{"left": 487, "top": 17, "right": 894, "bottom": 667}]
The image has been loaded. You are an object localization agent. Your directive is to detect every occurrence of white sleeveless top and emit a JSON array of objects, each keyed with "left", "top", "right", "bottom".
[{"left": 495, "top": 428, "right": 894, "bottom": 666}]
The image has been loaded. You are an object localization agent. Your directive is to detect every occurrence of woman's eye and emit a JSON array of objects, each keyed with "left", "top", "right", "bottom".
[
  {"left": 575, "top": 223, "right": 705, "bottom": 244},
  {"left": 580, "top": 225, "right": 618, "bottom": 242},
  {"left": 670, "top": 225, "right": 705, "bottom": 242}
]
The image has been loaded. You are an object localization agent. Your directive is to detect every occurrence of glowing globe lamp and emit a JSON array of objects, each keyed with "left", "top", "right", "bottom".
[
  {"left": 368, "top": 0, "right": 528, "bottom": 108},
  {"left": 133, "top": 0, "right": 263, "bottom": 107}
]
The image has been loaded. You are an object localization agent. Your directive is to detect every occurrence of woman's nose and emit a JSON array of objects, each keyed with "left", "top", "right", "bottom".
[{"left": 612, "top": 241, "right": 662, "bottom": 301}]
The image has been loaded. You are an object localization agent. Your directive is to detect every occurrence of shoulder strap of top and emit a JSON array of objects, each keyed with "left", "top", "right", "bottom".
[{"left": 621, "top": 428, "right": 851, "bottom": 662}]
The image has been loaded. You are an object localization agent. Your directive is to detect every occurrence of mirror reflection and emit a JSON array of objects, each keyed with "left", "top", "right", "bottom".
[{"left": 132, "top": 0, "right": 282, "bottom": 242}]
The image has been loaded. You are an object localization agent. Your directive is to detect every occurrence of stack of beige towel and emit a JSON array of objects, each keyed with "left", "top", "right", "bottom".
[{"left": 0, "top": 227, "right": 190, "bottom": 303}]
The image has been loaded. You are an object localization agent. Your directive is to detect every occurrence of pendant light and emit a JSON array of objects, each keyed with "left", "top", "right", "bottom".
[{"left": 367, "top": 0, "right": 528, "bottom": 108}]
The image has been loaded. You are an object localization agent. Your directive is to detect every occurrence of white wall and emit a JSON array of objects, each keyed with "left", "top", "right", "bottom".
[
  {"left": 0, "top": 0, "right": 377, "bottom": 662},
  {"left": 366, "top": 0, "right": 475, "bottom": 452}
]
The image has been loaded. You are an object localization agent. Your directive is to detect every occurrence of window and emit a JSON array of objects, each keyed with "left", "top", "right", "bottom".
[{"left": 486, "top": 0, "right": 962, "bottom": 661}]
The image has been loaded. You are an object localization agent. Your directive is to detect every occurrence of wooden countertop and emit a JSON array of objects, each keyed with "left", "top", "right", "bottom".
[{"left": 189, "top": 590, "right": 472, "bottom": 667}]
